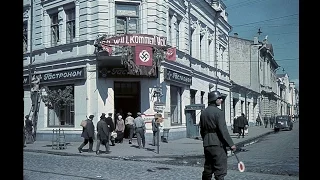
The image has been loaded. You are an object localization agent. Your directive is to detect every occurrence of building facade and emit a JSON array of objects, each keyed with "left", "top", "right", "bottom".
[
  {"left": 228, "top": 35, "right": 261, "bottom": 125},
  {"left": 23, "top": 0, "right": 233, "bottom": 141}
]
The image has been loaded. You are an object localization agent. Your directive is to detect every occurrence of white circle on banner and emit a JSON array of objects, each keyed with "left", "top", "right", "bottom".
[{"left": 139, "top": 50, "right": 150, "bottom": 62}]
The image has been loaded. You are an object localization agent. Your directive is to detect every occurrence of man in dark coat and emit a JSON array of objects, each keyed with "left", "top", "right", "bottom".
[
  {"left": 264, "top": 116, "right": 269, "bottom": 128},
  {"left": 237, "top": 113, "right": 249, "bottom": 138},
  {"left": 232, "top": 116, "right": 239, "bottom": 134},
  {"left": 78, "top": 115, "right": 95, "bottom": 153},
  {"left": 199, "top": 90, "right": 236, "bottom": 180},
  {"left": 105, "top": 113, "right": 115, "bottom": 146},
  {"left": 96, "top": 113, "right": 110, "bottom": 155},
  {"left": 269, "top": 115, "right": 275, "bottom": 128}
]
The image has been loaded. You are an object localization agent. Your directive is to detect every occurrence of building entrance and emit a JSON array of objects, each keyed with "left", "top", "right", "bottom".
[{"left": 114, "top": 81, "right": 141, "bottom": 138}]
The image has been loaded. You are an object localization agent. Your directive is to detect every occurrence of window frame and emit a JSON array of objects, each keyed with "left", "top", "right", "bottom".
[
  {"left": 50, "top": 13, "right": 60, "bottom": 46},
  {"left": 66, "top": 8, "right": 76, "bottom": 43},
  {"left": 170, "top": 85, "right": 182, "bottom": 125},
  {"left": 115, "top": 3, "right": 140, "bottom": 35},
  {"left": 47, "top": 84, "right": 75, "bottom": 128}
]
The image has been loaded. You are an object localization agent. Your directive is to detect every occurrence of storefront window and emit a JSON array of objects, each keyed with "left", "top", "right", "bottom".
[
  {"left": 47, "top": 85, "right": 75, "bottom": 127},
  {"left": 170, "top": 85, "right": 182, "bottom": 125}
]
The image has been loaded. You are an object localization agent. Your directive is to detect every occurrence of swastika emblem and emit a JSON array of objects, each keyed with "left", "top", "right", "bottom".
[{"left": 139, "top": 50, "right": 150, "bottom": 62}]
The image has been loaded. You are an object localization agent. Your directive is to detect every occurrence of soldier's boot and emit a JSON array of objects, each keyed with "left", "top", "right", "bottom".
[{"left": 88, "top": 142, "right": 94, "bottom": 153}]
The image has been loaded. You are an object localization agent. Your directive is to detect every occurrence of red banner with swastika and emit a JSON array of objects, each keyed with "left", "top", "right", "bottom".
[{"left": 135, "top": 45, "right": 153, "bottom": 67}]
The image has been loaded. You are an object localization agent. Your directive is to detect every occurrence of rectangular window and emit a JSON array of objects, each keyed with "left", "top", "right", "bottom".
[
  {"left": 190, "top": 89, "right": 196, "bottom": 104},
  {"left": 200, "top": 34, "right": 204, "bottom": 60},
  {"left": 115, "top": 4, "right": 139, "bottom": 35},
  {"left": 168, "top": 14, "right": 173, "bottom": 45},
  {"left": 190, "top": 29, "right": 194, "bottom": 56},
  {"left": 50, "top": 13, "right": 59, "bottom": 46},
  {"left": 23, "top": 21, "right": 28, "bottom": 53},
  {"left": 66, "top": 8, "right": 75, "bottom": 43},
  {"left": 47, "top": 85, "right": 75, "bottom": 127},
  {"left": 201, "top": 91, "right": 205, "bottom": 104},
  {"left": 175, "top": 19, "right": 180, "bottom": 49},
  {"left": 170, "top": 85, "right": 182, "bottom": 125}
]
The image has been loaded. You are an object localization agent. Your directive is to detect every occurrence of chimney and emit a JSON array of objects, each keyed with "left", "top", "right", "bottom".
[
  {"left": 234, "top": 33, "right": 238, "bottom": 37},
  {"left": 254, "top": 36, "right": 258, "bottom": 44}
]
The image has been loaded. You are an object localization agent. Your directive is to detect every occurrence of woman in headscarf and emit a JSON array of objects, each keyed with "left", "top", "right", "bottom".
[{"left": 115, "top": 115, "right": 125, "bottom": 143}]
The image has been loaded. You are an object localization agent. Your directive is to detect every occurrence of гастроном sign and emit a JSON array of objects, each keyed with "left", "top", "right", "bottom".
[
  {"left": 164, "top": 68, "right": 192, "bottom": 85},
  {"left": 23, "top": 67, "right": 86, "bottom": 86}
]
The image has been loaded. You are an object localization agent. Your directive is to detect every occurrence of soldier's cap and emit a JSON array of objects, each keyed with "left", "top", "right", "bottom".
[
  {"left": 127, "top": 112, "right": 132, "bottom": 115},
  {"left": 137, "top": 112, "right": 142, "bottom": 116},
  {"left": 89, "top": 115, "right": 94, "bottom": 119}
]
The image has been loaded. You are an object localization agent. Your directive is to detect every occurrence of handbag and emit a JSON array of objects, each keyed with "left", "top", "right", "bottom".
[{"left": 111, "top": 131, "right": 117, "bottom": 138}]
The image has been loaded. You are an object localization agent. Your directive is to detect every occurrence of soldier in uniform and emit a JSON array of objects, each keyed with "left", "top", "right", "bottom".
[{"left": 199, "top": 90, "right": 236, "bottom": 180}]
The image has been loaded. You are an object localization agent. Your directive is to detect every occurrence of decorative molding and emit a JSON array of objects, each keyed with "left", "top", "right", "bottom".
[
  {"left": 23, "top": 9, "right": 29, "bottom": 19},
  {"left": 190, "top": 20, "right": 198, "bottom": 30},
  {"left": 200, "top": 27, "right": 207, "bottom": 36}
]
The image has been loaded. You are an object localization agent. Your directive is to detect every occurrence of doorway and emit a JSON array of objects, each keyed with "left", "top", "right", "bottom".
[{"left": 114, "top": 81, "right": 141, "bottom": 138}]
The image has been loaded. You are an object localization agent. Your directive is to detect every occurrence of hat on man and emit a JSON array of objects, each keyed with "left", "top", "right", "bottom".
[
  {"left": 89, "top": 115, "right": 94, "bottom": 119},
  {"left": 208, "top": 90, "right": 222, "bottom": 103},
  {"left": 108, "top": 113, "right": 113, "bottom": 116},
  {"left": 127, "top": 112, "right": 132, "bottom": 116},
  {"left": 137, "top": 112, "right": 142, "bottom": 116},
  {"left": 100, "top": 113, "right": 106, "bottom": 119}
]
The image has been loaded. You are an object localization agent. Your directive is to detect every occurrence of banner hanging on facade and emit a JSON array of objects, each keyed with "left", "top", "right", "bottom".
[
  {"left": 166, "top": 47, "right": 176, "bottom": 61},
  {"left": 135, "top": 45, "right": 153, "bottom": 67}
]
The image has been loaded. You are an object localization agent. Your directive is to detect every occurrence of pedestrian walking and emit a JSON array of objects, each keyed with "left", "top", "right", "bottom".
[
  {"left": 264, "top": 116, "right": 269, "bottom": 128},
  {"left": 115, "top": 115, "right": 125, "bottom": 143},
  {"left": 96, "top": 113, "right": 110, "bottom": 155},
  {"left": 105, "top": 113, "right": 115, "bottom": 146},
  {"left": 199, "top": 90, "right": 236, "bottom": 180},
  {"left": 151, "top": 114, "right": 159, "bottom": 146},
  {"left": 78, "top": 115, "right": 95, "bottom": 153},
  {"left": 133, "top": 112, "right": 146, "bottom": 149},
  {"left": 25, "top": 115, "right": 34, "bottom": 144},
  {"left": 237, "top": 113, "right": 249, "bottom": 138},
  {"left": 232, "top": 115, "right": 239, "bottom": 134},
  {"left": 125, "top": 112, "right": 135, "bottom": 144},
  {"left": 256, "top": 114, "right": 262, "bottom": 126},
  {"left": 270, "top": 115, "right": 275, "bottom": 128}
]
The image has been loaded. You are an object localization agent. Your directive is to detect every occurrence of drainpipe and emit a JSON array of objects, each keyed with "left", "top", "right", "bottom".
[
  {"left": 214, "top": 12, "right": 221, "bottom": 90},
  {"left": 28, "top": 0, "right": 34, "bottom": 88},
  {"left": 187, "top": 0, "right": 191, "bottom": 67}
]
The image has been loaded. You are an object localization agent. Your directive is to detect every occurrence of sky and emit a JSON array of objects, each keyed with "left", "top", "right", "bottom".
[{"left": 222, "top": 0, "right": 299, "bottom": 90}]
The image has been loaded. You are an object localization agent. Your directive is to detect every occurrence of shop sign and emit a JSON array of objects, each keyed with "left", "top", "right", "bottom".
[
  {"left": 99, "top": 67, "right": 157, "bottom": 78},
  {"left": 154, "top": 102, "right": 165, "bottom": 113},
  {"left": 185, "top": 104, "right": 205, "bottom": 111},
  {"left": 23, "top": 67, "right": 86, "bottom": 86},
  {"left": 164, "top": 68, "right": 192, "bottom": 85},
  {"left": 100, "top": 34, "right": 167, "bottom": 47}
]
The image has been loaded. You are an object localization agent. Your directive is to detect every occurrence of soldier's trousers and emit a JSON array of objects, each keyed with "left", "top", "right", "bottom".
[{"left": 202, "top": 145, "right": 228, "bottom": 180}]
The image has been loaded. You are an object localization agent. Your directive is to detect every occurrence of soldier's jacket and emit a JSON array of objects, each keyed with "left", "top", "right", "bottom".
[{"left": 199, "top": 104, "right": 234, "bottom": 148}]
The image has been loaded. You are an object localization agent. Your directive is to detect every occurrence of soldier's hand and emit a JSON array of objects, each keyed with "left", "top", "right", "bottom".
[{"left": 230, "top": 145, "right": 237, "bottom": 151}]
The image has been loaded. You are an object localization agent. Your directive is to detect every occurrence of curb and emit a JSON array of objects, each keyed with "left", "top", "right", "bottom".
[{"left": 24, "top": 130, "right": 274, "bottom": 159}]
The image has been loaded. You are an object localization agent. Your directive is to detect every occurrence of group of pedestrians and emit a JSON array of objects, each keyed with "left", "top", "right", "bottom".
[
  {"left": 232, "top": 113, "right": 249, "bottom": 138},
  {"left": 77, "top": 111, "right": 148, "bottom": 155},
  {"left": 256, "top": 115, "right": 276, "bottom": 128}
]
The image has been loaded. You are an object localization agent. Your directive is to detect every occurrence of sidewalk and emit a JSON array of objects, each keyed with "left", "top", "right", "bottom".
[{"left": 24, "top": 125, "right": 275, "bottom": 158}]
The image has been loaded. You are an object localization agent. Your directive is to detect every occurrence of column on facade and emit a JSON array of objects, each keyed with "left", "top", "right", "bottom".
[
  {"left": 191, "top": 21, "right": 200, "bottom": 60},
  {"left": 223, "top": 44, "right": 229, "bottom": 73},
  {"left": 171, "top": 13, "right": 177, "bottom": 47},
  {"left": 108, "top": 1, "right": 115, "bottom": 35},
  {"left": 58, "top": 7, "right": 66, "bottom": 44},
  {"left": 42, "top": 10, "right": 50, "bottom": 47},
  {"left": 86, "top": 63, "right": 97, "bottom": 118},
  {"left": 200, "top": 27, "right": 208, "bottom": 62},
  {"left": 74, "top": 0, "right": 80, "bottom": 41},
  {"left": 164, "top": 83, "right": 171, "bottom": 128},
  {"left": 141, "top": 0, "right": 148, "bottom": 34},
  {"left": 207, "top": 33, "right": 215, "bottom": 67}
]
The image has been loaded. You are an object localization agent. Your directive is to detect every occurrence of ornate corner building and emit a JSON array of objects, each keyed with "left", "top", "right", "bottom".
[{"left": 23, "top": 0, "right": 234, "bottom": 141}]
